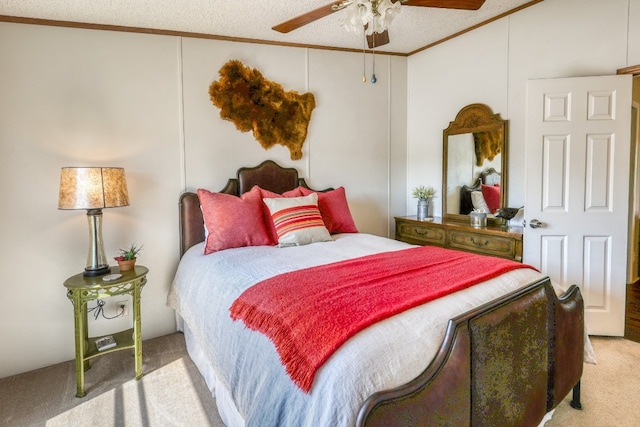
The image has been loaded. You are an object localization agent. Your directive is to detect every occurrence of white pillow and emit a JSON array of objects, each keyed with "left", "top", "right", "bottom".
[
  {"left": 471, "top": 191, "right": 490, "bottom": 213},
  {"left": 263, "top": 193, "right": 332, "bottom": 246},
  {"left": 200, "top": 205, "right": 209, "bottom": 239}
]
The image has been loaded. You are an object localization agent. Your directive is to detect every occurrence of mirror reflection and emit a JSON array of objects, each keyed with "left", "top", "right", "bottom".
[
  {"left": 443, "top": 104, "right": 508, "bottom": 222},
  {"left": 446, "top": 132, "right": 502, "bottom": 215}
]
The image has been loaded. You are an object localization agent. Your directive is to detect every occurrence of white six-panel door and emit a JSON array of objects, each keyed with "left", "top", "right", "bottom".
[{"left": 525, "top": 75, "right": 632, "bottom": 336}]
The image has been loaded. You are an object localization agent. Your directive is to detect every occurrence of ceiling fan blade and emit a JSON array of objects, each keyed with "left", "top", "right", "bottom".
[
  {"left": 272, "top": 1, "right": 349, "bottom": 33},
  {"left": 401, "top": 0, "right": 485, "bottom": 10},
  {"left": 366, "top": 30, "right": 390, "bottom": 49}
]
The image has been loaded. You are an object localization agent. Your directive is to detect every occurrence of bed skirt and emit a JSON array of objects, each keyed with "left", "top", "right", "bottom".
[{"left": 182, "top": 319, "right": 246, "bottom": 427}]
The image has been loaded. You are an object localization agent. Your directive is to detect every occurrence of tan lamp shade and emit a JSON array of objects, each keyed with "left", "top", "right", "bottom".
[
  {"left": 58, "top": 167, "right": 129, "bottom": 277},
  {"left": 58, "top": 167, "right": 129, "bottom": 210}
]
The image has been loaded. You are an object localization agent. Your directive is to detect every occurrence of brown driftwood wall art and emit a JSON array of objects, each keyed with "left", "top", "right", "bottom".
[
  {"left": 473, "top": 129, "right": 503, "bottom": 166},
  {"left": 209, "top": 60, "right": 316, "bottom": 160}
]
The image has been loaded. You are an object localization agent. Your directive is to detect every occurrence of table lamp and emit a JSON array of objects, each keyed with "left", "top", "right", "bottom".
[{"left": 58, "top": 167, "right": 129, "bottom": 277}]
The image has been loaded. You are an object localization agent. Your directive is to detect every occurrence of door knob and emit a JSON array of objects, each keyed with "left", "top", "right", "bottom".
[{"left": 529, "top": 219, "right": 544, "bottom": 229}]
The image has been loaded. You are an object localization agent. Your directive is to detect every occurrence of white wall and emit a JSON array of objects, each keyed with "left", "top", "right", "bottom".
[
  {"left": 180, "top": 41, "right": 408, "bottom": 237},
  {"left": 407, "top": 18, "right": 509, "bottom": 217},
  {"left": 0, "top": 23, "right": 407, "bottom": 378},
  {"left": 0, "top": 23, "right": 183, "bottom": 378},
  {"left": 406, "top": 0, "right": 640, "bottom": 216}
]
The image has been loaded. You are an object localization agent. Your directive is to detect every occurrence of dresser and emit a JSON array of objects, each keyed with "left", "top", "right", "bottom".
[{"left": 395, "top": 216, "right": 524, "bottom": 262}]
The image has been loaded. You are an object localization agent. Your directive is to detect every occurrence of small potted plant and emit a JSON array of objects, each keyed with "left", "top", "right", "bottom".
[
  {"left": 412, "top": 185, "right": 437, "bottom": 220},
  {"left": 114, "top": 243, "right": 143, "bottom": 272}
]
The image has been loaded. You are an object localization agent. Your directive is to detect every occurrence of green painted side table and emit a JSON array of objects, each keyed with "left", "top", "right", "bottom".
[{"left": 64, "top": 265, "right": 148, "bottom": 397}]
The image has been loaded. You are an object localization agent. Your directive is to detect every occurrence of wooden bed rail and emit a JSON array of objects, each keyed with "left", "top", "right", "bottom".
[{"left": 356, "top": 278, "right": 584, "bottom": 427}]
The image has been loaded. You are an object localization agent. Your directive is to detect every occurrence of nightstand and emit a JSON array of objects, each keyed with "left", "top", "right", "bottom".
[{"left": 64, "top": 265, "right": 148, "bottom": 397}]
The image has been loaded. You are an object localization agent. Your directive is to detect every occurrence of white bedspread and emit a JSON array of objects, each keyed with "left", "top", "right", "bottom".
[{"left": 167, "top": 233, "right": 548, "bottom": 427}]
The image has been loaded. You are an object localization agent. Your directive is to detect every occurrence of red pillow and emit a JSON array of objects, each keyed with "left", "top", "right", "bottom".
[
  {"left": 299, "top": 187, "right": 358, "bottom": 234},
  {"left": 198, "top": 186, "right": 273, "bottom": 254},
  {"left": 481, "top": 184, "right": 501, "bottom": 214},
  {"left": 257, "top": 185, "right": 304, "bottom": 199},
  {"left": 257, "top": 186, "right": 305, "bottom": 244}
]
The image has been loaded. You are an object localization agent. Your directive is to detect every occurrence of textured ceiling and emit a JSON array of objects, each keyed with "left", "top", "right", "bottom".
[{"left": 0, "top": 0, "right": 541, "bottom": 54}]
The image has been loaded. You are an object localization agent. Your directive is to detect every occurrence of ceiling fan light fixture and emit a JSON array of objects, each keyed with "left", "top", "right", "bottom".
[
  {"left": 341, "top": 0, "right": 401, "bottom": 36},
  {"left": 341, "top": 0, "right": 372, "bottom": 33},
  {"left": 373, "top": 0, "right": 401, "bottom": 32}
]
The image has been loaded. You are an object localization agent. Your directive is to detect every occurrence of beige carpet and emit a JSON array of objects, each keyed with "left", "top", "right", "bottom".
[
  {"left": 1, "top": 333, "right": 639, "bottom": 426},
  {"left": 546, "top": 336, "right": 640, "bottom": 427},
  {"left": 0, "top": 333, "right": 224, "bottom": 427}
]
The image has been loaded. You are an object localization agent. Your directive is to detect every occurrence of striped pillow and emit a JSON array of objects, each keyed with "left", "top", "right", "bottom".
[{"left": 263, "top": 193, "right": 331, "bottom": 246}]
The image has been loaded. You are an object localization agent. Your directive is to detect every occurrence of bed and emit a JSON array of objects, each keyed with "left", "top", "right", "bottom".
[
  {"left": 459, "top": 168, "right": 501, "bottom": 215},
  {"left": 167, "top": 160, "right": 585, "bottom": 427}
]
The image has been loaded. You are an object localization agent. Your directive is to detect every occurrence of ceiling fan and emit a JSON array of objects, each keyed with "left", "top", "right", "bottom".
[{"left": 272, "top": 0, "right": 486, "bottom": 49}]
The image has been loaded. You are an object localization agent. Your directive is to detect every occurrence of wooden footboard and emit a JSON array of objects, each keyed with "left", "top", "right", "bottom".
[{"left": 356, "top": 277, "right": 584, "bottom": 427}]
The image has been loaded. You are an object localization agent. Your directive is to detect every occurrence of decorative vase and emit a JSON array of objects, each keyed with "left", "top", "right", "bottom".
[
  {"left": 117, "top": 258, "right": 136, "bottom": 272},
  {"left": 417, "top": 198, "right": 431, "bottom": 220}
]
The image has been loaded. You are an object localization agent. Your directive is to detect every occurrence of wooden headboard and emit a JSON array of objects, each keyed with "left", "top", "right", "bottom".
[
  {"left": 459, "top": 167, "right": 501, "bottom": 215},
  {"left": 179, "top": 160, "right": 313, "bottom": 257}
]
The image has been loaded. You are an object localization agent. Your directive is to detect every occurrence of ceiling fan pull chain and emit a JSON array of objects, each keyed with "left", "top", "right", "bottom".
[
  {"left": 371, "top": 19, "right": 377, "bottom": 84},
  {"left": 362, "top": 32, "right": 367, "bottom": 83},
  {"left": 371, "top": 50, "right": 377, "bottom": 84}
]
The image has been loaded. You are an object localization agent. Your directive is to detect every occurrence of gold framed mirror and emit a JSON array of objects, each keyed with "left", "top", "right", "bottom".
[{"left": 442, "top": 103, "right": 508, "bottom": 223}]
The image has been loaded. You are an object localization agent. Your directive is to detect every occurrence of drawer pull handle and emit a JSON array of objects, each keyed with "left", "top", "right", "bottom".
[
  {"left": 413, "top": 228, "right": 428, "bottom": 236},
  {"left": 471, "top": 237, "right": 490, "bottom": 246}
]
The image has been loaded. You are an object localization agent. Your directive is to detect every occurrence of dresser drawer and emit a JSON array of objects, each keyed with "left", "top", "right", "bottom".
[
  {"left": 394, "top": 216, "right": 523, "bottom": 261},
  {"left": 447, "top": 229, "right": 517, "bottom": 260},
  {"left": 396, "top": 221, "right": 446, "bottom": 246}
]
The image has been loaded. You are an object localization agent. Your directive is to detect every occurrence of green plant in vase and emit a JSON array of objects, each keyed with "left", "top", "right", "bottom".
[
  {"left": 412, "top": 186, "right": 437, "bottom": 220},
  {"left": 114, "top": 244, "right": 143, "bottom": 271},
  {"left": 412, "top": 185, "right": 436, "bottom": 200}
]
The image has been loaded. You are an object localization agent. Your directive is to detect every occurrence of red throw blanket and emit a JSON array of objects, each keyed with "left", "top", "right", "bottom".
[{"left": 229, "top": 245, "right": 535, "bottom": 392}]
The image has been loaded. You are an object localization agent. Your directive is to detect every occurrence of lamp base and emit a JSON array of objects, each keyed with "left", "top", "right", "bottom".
[
  {"left": 83, "top": 265, "right": 111, "bottom": 277},
  {"left": 84, "top": 209, "right": 110, "bottom": 278}
]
